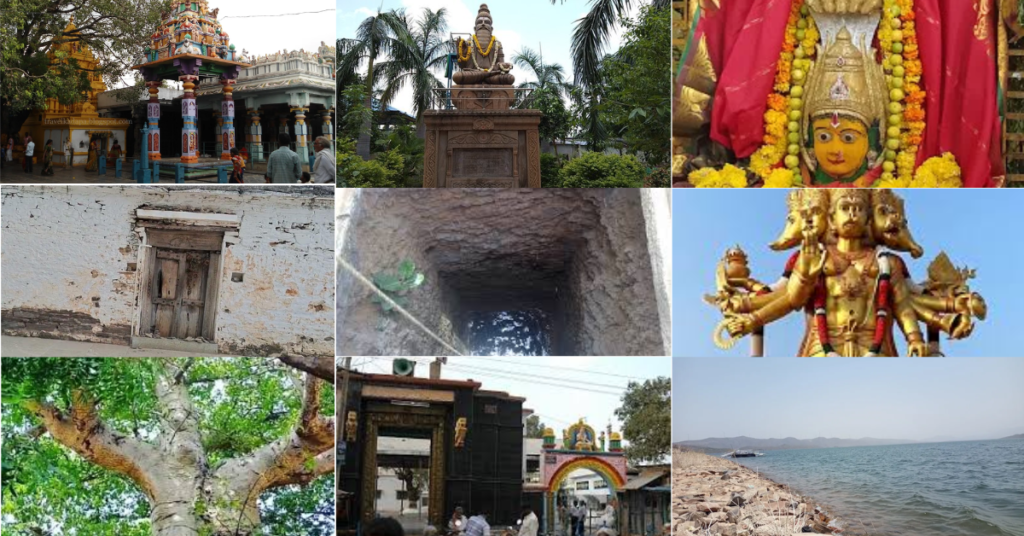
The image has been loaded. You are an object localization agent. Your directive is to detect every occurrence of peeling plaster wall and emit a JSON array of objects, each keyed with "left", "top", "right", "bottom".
[
  {"left": 1, "top": 185, "right": 334, "bottom": 356},
  {"left": 335, "top": 189, "right": 668, "bottom": 356}
]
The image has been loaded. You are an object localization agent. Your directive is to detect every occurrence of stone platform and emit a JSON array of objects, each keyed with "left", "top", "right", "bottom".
[{"left": 422, "top": 108, "right": 542, "bottom": 188}]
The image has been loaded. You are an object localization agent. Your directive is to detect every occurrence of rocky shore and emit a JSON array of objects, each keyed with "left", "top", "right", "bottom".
[{"left": 672, "top": 449, "right": 842, "bottom": 536}]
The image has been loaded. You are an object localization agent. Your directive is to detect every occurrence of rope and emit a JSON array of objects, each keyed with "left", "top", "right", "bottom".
[{"left": 336, "top": 257, "right": 463, "bottom": 356}]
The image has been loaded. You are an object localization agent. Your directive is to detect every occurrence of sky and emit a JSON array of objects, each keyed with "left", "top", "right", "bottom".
[
  {"left": 671, "top": 189, "right": 1024, "bottom": 357},
  {"left": 112, "top": 0, "right": 336, "bottom": 89},
  {"left": 349, "top": 356, "right": 670, "bottom": 435},
  {"left": 337, "top": 0, "right": 637, "bottom": 115},
  {"left": 672, "top": 358, "right": 1024, "bottom": 443}
]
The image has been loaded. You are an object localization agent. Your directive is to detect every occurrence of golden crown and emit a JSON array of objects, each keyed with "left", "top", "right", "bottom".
[{"left": 802, "top": 27, "right": 887, "bottom": 134}]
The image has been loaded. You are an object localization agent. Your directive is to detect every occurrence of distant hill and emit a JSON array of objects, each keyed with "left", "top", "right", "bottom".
[
  {"left": 1001, "top": 433, "right": 1024, "bottom": 440},
  {"left": 674, "top": 436, "right": 916, "bottom": 452}
]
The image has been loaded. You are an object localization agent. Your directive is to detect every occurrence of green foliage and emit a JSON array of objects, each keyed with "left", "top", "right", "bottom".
[
  {"left": 540, "top": 152, "right": 564, "bottom": 188},
  {"left": 1, "top": 0, "right": 166, "bottom": 135},
  {"left": 614, "top": 376, "right": 671, "bottom": 465},
  {"left": 371, "top": 259, "right": 426, "bottom": 314},
  {"left": 524, "top": 415, "right": 547, "bottom": 439},
  {"left": 374, "top": 125, "right": 425, "bottom": 186},
  {"left": 531, "top": 88, "right": 573, "bottom": 148},
  {"left": 599, "top": 5, "right": 672, "bottom": 166},
  {"left": 558, "top": 151, "right": 645, "bottom": 188},
  {"left": 645, "top": 165, "right": 671, "bottom": 187},
  {"left": 338, "top": 145, "right": 406, "bottom": 188},
  {"left": 341, "top": 84, "right": 373, "bottom": 142},
  {"left": 1, "top": 357, "right": 333, "bottom": 535}
]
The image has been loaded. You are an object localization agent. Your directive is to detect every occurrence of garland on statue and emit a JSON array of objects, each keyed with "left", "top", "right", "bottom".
[
  {"left": 812, "top": 253, "right": 893, "bottom": 357},
  {"left": 457, "top": 38, "right": 472, "bottom": 62},
  {"left": 749, "top": 0, "right": 818, "bottom": 186},
  {"left": 473, "top": 34, "right": 496, "bottom": 56},
  {"left": 876, "top": 0, "right": 927, "bottom": 186}
]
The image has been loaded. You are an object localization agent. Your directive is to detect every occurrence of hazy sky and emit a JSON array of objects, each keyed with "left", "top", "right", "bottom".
[
  {"left": 351, "top": 356, "right": 670, "bottom": 434},
  {"left": 673, "top": 358, "right": 1024, "bottom": 442},
  {"left": 672, "top": 189, "right": 1024, "bottom": 357},
  {"left": 338, "top": 0, "right": 637, "bottom": 115}
]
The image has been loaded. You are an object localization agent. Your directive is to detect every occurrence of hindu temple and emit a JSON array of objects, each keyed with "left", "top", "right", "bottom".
[
  {"left": 19, "top": 19, "right": 129, "bottom": 168},
  {"left": 131, "top": 0, "right": 252, "bottom": 165}
]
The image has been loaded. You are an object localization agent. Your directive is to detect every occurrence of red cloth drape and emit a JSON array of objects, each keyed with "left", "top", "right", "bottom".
[
  {"left": 915, "top": 0, "right": 1003, "bottom": 187},
  {"left": 702, "top": 0, "right": 792, "bottom": 158}
]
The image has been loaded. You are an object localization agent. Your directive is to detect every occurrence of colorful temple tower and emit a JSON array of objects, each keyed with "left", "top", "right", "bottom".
[
  {"left": 131, "top": 0, "right": 251, "bottom": 163},
  {"left": 20, "top": 19, "right": 129, "bottom": 167}
]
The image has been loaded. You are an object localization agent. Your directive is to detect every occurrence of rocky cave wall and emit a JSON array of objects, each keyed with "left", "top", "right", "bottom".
[
  {"left": 335, "top": 189, "right": 666, "bottom": 356},
  {"left": 1, "top": 185, "right": 335, "bottom": 356}
]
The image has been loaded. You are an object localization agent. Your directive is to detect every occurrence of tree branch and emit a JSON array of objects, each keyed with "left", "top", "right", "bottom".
[
  {"left": 278, "top": 356, "right": 335, "bottom": 384},
  {"left": 23, "top": 391, "right": 161, "bottom": 498}
]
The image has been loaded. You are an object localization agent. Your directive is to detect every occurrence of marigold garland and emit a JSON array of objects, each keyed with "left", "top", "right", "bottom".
[
  {"left": 875, "top": 152, "right": 961, "bottom": 188},
  {"left": 763, "top": 167, "right": 797, "bottom": 188},
  {"left": 473, "top": 34, "right": 496, "bottom": 56},
  {"left": 456, "top": 38, "right": 472, "bottom": 62},
  {"left": 880, "top": 0, "right": 926, "bottom": 185},
  {"left": 688, "top": 164, "right": 749, "bottom": 188}
]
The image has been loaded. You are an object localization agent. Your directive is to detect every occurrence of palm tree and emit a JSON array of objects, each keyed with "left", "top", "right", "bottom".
[
  {"left": 338, "top": 9, "right": 406, "bottom": 159},
  {"left": 376, "top": 8, "right": 450, "bottom": 139},
  {"left": 512, "top": 46, "right": 571, "bottom": 97},
  {"left": 555, "top": 0, "right": 670, "bottom": 89},
  {"left": 551, "top": 0, "right": 669, "bottom": 148}
]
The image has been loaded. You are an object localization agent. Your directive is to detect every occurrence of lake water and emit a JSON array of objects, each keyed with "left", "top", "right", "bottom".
[{"left": 731, "top": 439, "right": 1024, "bottom": 536}]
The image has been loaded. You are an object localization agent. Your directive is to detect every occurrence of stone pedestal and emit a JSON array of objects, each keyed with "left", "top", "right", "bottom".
[
  {"left": 450, "top": 84, "right": 515, "bottom": 110},
  {"left": 423, "top": 109, "right": 542, "bottom": 188}
]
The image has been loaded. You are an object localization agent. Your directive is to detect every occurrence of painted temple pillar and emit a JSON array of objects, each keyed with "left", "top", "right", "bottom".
[
  {"left": 247, "top": 109, "right": 263, "bottom": 162},
  {"left": 213, "top": 110, "right": 222, "bottom": 157},
  {"left": 320, "top": 109, "right": 333, "bottom": 141},
  {"left": 180, "top": 74, "right": 199, "bottom": 164},
  {"left": 220, "top": 79, "right": 236, "bottom": 160},
  {"left": 146, "top": 81, "right": 162, "bottom": 160},
  {"left": 292, "top": 106, "right": 310, "bottom": 167}
]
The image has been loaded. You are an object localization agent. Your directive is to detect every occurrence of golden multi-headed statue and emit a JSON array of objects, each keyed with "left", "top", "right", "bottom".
[{"left": 704, "top": 189, "right": 986, "bottom": 357}]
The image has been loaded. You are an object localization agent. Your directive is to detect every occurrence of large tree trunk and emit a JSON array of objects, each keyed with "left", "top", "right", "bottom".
[
  {"left": 356, "top": 57, "right": 375, "bottom": 160},
  {"left": 25, "top": 360, "right": 334, "bottom": 536}
]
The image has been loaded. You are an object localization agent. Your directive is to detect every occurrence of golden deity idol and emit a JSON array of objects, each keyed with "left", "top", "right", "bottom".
[{"left": 704, "top": 189, "right": 986, "bottom": 357}]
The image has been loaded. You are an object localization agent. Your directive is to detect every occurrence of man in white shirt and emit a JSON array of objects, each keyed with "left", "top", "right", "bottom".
[
  {"left": 24, "top": 135, "right": 35, "bottom": 173},
  {"left": 311, "top": 136, "right": 336, "bottom": 184},
  {"left": 518, "top": 506, "right": 538, "bottom": 536},
  {"left": 577, "top": 502, "right": 588, "bottom": 536}
]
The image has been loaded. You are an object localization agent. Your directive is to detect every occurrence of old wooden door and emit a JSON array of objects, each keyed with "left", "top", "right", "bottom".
[
  {"left": 140, "top": 228, "right": 223, "bottom": 341},
  {"left": 151, "top": 249, "right": 210, "bottom": 339}
]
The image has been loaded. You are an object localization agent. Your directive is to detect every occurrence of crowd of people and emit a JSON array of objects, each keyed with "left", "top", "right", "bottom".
[{"left": 362, "top": 501, "right": 619, "bottom": 536}]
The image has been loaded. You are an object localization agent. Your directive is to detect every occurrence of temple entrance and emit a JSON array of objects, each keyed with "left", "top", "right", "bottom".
[
  {"left": 360, "top": 404, "right": 447, "bottom": 530},
  {"left": 540, "top": 421, "right": 627, "bottom": 536}
]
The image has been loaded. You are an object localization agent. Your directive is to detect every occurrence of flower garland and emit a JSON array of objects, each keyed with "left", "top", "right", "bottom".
[
  {"left": 688, "top": 164, "right": 749, "bottom": 188},
  {"left": 749, "top": 0, "right": 818, "bottom": 186},
  {"left": 473, "top": 34, "right": 496, "bottom": 56},
  {"left": 875, "top": 152, "right": 962, "bottom": 187},
  {"left": 878, "top": 0, "right": 925, "bottom": 184},
  {"left": 456, "top": 38, "right": 472, "bottom": 62}
]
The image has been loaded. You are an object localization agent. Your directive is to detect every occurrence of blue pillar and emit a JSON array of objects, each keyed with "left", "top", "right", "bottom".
[
  {"left": 217, "top": 166, "right": 228, "bottom": 183},
  {"left": 175, "top": 163, "right": 185, "bottom": 183},
  {"left": 153, "top": 162, "right": 161, "bottom": 183},
  {"left": 115, "top": 158, "right": 122, "bottom": 178},
  {"left": 138, "top": 126, "right": 151, "bottom": 183},
  {"left": 98, "top": 153, "right": 106, "bottom": 175}
]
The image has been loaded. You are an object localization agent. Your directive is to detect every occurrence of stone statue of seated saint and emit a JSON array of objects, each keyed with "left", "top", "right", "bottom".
[{"left": 452, "top": 4, "right": 514, "bottom": 86}]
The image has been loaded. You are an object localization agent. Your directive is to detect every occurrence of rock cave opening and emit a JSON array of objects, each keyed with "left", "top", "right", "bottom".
[{"left": 336, "top": 189, "right": 667, "bottom": 356}]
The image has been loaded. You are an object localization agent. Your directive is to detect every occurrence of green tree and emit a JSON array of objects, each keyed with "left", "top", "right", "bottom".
[
  {"left": 614, "top": 376, "right": 671, "bottom": 465},
  {"left": 1, "top": 357, "right": 334, "bottom": 536},
  {"left": 599, "top": 5, "right": 671, "bottom": 166},
  {"left": 338, "top": 9, "right": 406, "bottom": 158},
  {"left": 525, "top": 414, "right": 547, "bottom": 438},
  {"left": 559, "top": 151, "right": 645, "bottom": 188},
  {"left": 512, "top": 47, "right": 574, "bottom": 151},
  {"left": 377, "top": 8, "right": 450, "bottom": 138},
  {"left": 0, "top": 0, "right": 165, "bottom": 138}
]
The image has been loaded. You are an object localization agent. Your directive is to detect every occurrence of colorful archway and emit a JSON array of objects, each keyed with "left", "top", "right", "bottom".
[
  {"left": 542, "top": 453, "right": 628, "bottom": 535},
  {"left": 546, "top": 456, "right": 627, "bottom": 492}
]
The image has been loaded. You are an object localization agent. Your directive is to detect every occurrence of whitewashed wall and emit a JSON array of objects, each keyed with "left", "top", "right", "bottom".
[{"left": 1, "top": 185, "right": 334, "bottom": 356}]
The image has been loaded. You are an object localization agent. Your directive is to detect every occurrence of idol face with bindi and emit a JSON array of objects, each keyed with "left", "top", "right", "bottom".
[{"left": 812, "top": 114, "right": 869, "bottom": 180}]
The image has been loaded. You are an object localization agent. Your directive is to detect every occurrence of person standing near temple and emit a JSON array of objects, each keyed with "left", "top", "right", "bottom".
[
  {"left": 265, "top": 132, "right": 301, "bottom": 183},
  {"left": 85, "top": 139, "right": 99, "bottom": 171},
  {"left": 229, "top": 147, "right": 245, "bottom": 183},
  {"left": 3, "top": 137, "right": 12, "bottom": 169},
  {"left": 464, "top": 512, "right": 490, "bottom": 536},
  {"left": 40, "top": 139, "right": 54, "bottom": 176},
  {"left": 64, "top": 137, "right": 73, "bottom": 168},
  {"left": 24, "top": 135, "right": 35, "bottom": 173},
  {"left": 311, "top": 136, "right": 335, "bottom": 184},
  {"left": 518, "top": 506, "right": 539, "bottom": 536}
]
